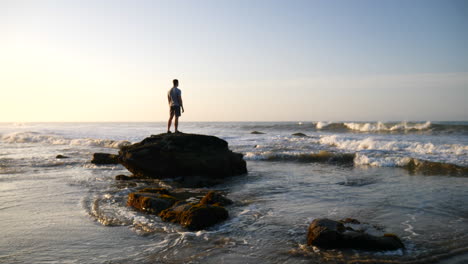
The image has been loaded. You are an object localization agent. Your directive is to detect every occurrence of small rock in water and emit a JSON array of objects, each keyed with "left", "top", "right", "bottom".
[
  {"left": 200, "top": 191, "right": 233, "bottom": 206},
  {"left": 115, "top": 175, "right": 132, "bottom": 181},
  {"left": 307, "top": 218, "right": 404, "bottom": 251},
  {"left": 56, "top": 155, "right": 69, "bottom": 159},
  {"left": 91, "top": 153, "right": 119, "bottom": 165},
  {"left": 127, "top": 191, "right": 177, "bottom": 214},
  {"left": 292, "top": 132, "right": 308, "bottom": 137},
  {"left": 251, "top": 131, "right": 265, "bottom": 134},
  {"left": 128, "top": 188, "right": 231, "bottom": 230}
]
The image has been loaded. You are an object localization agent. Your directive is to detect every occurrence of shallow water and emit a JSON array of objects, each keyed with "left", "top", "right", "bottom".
[{"left": 1, "top": 122, "right": 467, "bottom": 263}]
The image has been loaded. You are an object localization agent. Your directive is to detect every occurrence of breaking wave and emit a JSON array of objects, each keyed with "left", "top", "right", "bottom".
[
  {"left": 0, "top": 131, "right": 131, "bottom": 148},
  {"left": 344, "top": 121, "right": 432, "bottom": 132},
  {"left": 318, "top": 135, "right": 468, "bottom": 158},
  {"left": 313, "top": 121, "right": 468, "bottom": 135}
]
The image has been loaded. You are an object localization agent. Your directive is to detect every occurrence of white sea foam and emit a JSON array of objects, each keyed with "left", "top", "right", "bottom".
[
  {"left": 315, "top": 121, "right": 332, "bottom": 129},
  {"left": 319, "top": 135, "right": 467, "bottom": 156},
  {"left": 344, "top": 121, "right": 432, "bottom": 132},
  {"left": 1, "top": 132, "right": 131, "bottom": 148},
  {"left": 354, "top": 153, "right": 413, "bottom": 167}
]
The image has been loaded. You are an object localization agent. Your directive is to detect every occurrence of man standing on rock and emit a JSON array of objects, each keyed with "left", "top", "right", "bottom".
[{"left": 167, "top": 79, "right": 184, "bottom": 133}]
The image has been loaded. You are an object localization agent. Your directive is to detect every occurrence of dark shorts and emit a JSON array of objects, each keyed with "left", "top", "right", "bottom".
[{"left": 170, "top": 106, "right": 181, "bottom": 117}]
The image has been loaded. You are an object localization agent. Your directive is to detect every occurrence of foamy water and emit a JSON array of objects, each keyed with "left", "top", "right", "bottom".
[{"left": 1, "top": 122, "right": 467, "bottom": 264}]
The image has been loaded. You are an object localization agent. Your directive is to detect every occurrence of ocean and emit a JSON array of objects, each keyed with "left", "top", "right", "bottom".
[{"left": 1, "top": 121, "right": 467, "bottom": 264}]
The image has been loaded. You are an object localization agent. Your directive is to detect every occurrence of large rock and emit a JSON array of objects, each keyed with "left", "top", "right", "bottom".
[
  {"left": 307, "top": 218, "right": 404, "bottom": 251},
  {"left": 118, "top": 133, "right": 247, "bottom": 179}
]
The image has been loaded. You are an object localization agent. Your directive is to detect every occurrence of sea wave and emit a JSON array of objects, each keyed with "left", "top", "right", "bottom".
[
  {"left": 355, "top": 153, "right": 468, "bottom": 176},
  {"left": 318, "top": 135, "right": 468, "bottom": 157},
  {"left": 0, "top": 131, "right": 131, "bottom": 148},
  {"left": 344, "top": 121, "right": 432, "bottom": 132}
]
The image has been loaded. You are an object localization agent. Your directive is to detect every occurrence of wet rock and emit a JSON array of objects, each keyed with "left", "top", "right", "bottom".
[
  {"left": 128, "top": 188, "right": 230, "bottom": 230},
  {"left": 178, "top": 203, "right": 229, "bottom": 231},
  {"left": 200, "top": 191, "right": 233, "bottom": 206},
  {"left": 127, "top": 192, "right": 177, "bottom": 214},
  {"left": 251, "top": 131, "right": 265, "bottom": 134},
  {"left": 56, "top": 154, "right": 69, "bottom": 159},
  {"left": 91, "top": 153, "right": 119, "bottom": 165},
  {"left": 118, "top": 133, "right": 247, "bottom": 181},
  {"left": 307, "top": 218, "right": 346, "bottom": 248},
  {"left": 115, "top": 174, "right": 132, "bottom": 181},
  {"left": 292, "top": 133, "right": 308, "bottom": 137},
  {"left": 405, "top": 158, "right": 468, "bottom": 176},
  {"left": 159, "top": 201, "right": 193, "bottom": 223},
  {"left": 307, "top": 218, "right": 404, "bottom": 251}
]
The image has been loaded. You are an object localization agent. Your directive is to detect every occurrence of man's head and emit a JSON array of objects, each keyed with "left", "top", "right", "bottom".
[{"left": 173, "top": 79, "right": 179, "bottom": 87}]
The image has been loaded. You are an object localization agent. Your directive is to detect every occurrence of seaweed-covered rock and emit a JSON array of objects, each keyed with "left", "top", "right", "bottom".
[
  {"left": 200, "top": 191, "right": 233, "bottom": 206},
  {"left": 307, "top": 218, "right": 404, "bottom": 251},
  {"left": 118, "top": 133, "right": 247, "bottom": 179},
  {"left": 178, "top": 204, "right": 229, "bottom": 231},
  {"left": 128, "top": 188, "right": 231, "bottom": 230},
  {"left": 127, "top": 192, "right": 177, "bottom": 214},
  {"left": 91, "top": 153, "right": 119, "bottom": 165},
  {"left": 307, "top": 218, "right": 345, "bottom": 248}
]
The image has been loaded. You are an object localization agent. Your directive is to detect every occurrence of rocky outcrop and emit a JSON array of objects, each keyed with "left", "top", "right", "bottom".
[
  {"left": 307, "top": 218, "right": 404, "bottom": 251},
  {"left": 127, "top": 188, "right": 230, "bottom": 231},
  {"left": 91, "top": 153, "right": 119, "bottom": 165},
  {"left": 118, "top": 133, "right": 247, "bottom": 179}
]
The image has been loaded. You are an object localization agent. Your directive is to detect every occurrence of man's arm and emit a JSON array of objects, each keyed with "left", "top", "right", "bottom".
[
  {"left": 179, "top": 95, "right": 184, "bottom": 112},
  {"left": 168, "top": 94, "right": 171, "bottom": 105}
]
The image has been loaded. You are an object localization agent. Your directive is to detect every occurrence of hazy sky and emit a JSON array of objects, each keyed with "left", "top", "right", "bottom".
[{"left": 1, "top": 0, "right": 467, "bottom": 122}]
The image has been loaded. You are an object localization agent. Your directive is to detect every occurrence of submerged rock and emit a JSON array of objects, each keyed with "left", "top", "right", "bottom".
[
  {"left": 307, "top": 218, "right": 404, "bottom": 251},
  {"left": 405, "top": 158, "right": 468, "bottom": 176},
  {"left": 91, "top": 153, "right": 119, "bottom": 165},
  {"left": 118, "top": 133, "right": 247, "bottom": 180},
  {"left": 292, "top": 132, "right": 308, "bottom": 137},
  {"left": 128, "top": 188, "right": 230, "bottom": 230},
  {"left": 251, "top": 131, "right": 265, "bottom": 134},
  {"left": 56, "top": 154, "right": 69, "bottom": 159},
  {"left": 115, "top": 174, "right": 133, "bottom": 181}
]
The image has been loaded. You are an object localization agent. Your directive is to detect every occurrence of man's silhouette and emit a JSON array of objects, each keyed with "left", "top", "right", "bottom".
[{"left": 167, "top": 79, "right": 184, "bottom": 133}]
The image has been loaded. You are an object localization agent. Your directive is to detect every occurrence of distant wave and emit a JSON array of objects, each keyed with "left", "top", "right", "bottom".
[
  {"left": 354, "top": 154, "right": 468, "bottom": 176},
  {"left": 244, "top": 150, "right": 467, "bottom": 175},
  {"left": 318, "top": 135, "right": 468, "bottom": 158},
  {"left": 343, "top": 121, "right": 432, "bottom": 132},
  {"left": 0, "top": 132, "right": 131, "bottom": 148}
]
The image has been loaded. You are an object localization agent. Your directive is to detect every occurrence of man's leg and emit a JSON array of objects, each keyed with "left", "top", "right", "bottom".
[
  {"left": 167, "top": 112, "right": 174, "bottom": 132},
  {"left": 174, "top": 116, "right": 179, "bottom": 132}
]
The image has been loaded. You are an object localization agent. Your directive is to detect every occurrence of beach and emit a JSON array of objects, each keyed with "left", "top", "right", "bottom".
[{"left": 1, "top": 121, "right": 468, "bottom": 264}]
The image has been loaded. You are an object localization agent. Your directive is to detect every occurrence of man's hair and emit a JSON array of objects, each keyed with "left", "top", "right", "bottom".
[{"left": 173, "top": 79, "right": 179, "bottom": 86}]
